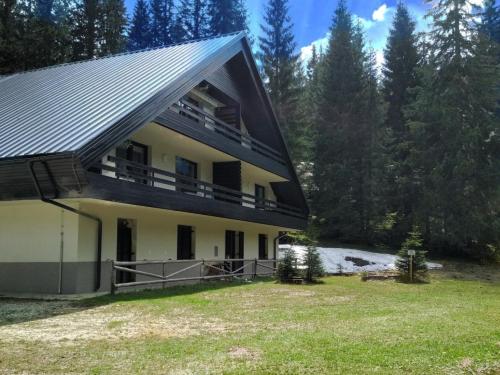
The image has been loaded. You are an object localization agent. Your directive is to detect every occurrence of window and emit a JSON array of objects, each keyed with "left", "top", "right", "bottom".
[
  {"left": 258, "top": 234, "right": 268, "bottom": 260},
  {"left": 255, "top": 184, "right": 266, "bottom": 209},
  {"left": 177, "top": 225, "right": 195, "bottom": 260},
  {"left": 176, "top": 157, "right": 198, "bottom": 194}
]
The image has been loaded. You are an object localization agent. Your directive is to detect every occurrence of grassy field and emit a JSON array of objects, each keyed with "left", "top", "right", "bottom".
[{"left": 0, "top": 261, "right": 499, "bottom": 374}]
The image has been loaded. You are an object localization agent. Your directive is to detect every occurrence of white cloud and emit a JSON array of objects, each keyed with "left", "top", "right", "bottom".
[
  {"left": 299, "top": 33, "right": 330, "bottom": 64},
  {"left": 372, "top": 4, "right": 388, "bottom": 22}
]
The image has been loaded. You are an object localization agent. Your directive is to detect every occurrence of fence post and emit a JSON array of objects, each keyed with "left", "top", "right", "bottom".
[
  {"left": 200, "top": 259, "right": 204, "bottom": 283},
  {"left": 254, "top": 258, "right": 257, "bottom": 279},
  {"left": 110, "top": 260, "right": 116, "bottom": 295}
]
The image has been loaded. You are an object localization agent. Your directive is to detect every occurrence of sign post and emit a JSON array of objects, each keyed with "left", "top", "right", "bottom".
[{"left": 407, "top": 250, "right": 416, "bottom": 283}]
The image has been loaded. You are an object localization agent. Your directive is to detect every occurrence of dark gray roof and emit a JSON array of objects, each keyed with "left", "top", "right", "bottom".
[{"left": 0, "top": 32, "right": 244, "bottom": 159}]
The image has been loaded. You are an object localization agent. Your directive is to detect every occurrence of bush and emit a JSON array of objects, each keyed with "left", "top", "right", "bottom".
[
  {"left": 396, "top": 227, "right": 429, "bottom": 283},
  {"left": 277, "top": 248, "right": 299, "bottom": 282},
  {"left": 303, "top": 245, "right": 324, "bottom": 282}
]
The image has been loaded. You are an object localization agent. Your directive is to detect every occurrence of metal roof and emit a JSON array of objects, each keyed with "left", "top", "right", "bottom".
[{"left": 0, "top": 32, "right": 244, "bottom": 159}]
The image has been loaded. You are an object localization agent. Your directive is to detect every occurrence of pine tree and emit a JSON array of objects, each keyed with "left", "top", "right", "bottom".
[
  {"left": 20, "top": 0, "right": 72, "bottom": 69},
  {"left": 208, "top": 0, "right": 249, "bottom": 35},
  {"left": 258, "top": 0, "right": 302, "bottom": 161},
  {"left": 99, "top": 0, "right": 127, "bottom": 55},
  {"left": 396, "top": 227, "right": 428, "bottom": 282},
  {"left": 128, "top": 0, "right": 152, "bottom": 50},
  {"left": 177, "top": 0, "right": 209, "bottom": 39},
  {"left": 479, "top": 0, "right": 500, "bottom": 45},
  {"left": 150, "top": 0, "right": 174, "bottom": 46},
  {"left": 303, "top": 246, "right": 324, "bottom": 282},
  {"left": 277, "top": 248, "right": 298, "bottom": 282},
  {"left": 71, "top": 0, "right": 100, "bottom": 60},
  {"left": 406, "top": 0, "right": 500, "bottom": 260},
  {"left": 380, "top": 1, "right": 420, "bottom": 246},
  {"left": 313, "top": 0, "right": 380, "bottom": 242},
  {"left": 0, "top": 0, "right": 22, "bottom": 73}
]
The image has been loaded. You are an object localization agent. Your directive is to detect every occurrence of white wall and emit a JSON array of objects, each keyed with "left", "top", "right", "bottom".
[
  {"left": 78, "top": 200, "right": 285, "bottom": 263},
  {"left": 0, "top": 201, "right": 79, "bottom": 262}
]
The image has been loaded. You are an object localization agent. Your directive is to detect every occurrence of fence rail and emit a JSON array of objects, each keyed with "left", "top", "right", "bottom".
[
  {"left": 94, "top": 155, "right": 305, "bottom": 219},
  {"left": 111, "top": 258, "right": 277, "bottom": 293}
]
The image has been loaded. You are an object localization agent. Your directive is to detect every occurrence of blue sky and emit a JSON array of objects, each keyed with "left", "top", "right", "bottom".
[{"left": 123, "top": 0, "right": 438, "bottom": 66}]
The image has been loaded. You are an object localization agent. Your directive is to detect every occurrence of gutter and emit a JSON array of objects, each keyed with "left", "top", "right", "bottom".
[{"left": 28, "top": 160, "right": 103, "bottom": 292}]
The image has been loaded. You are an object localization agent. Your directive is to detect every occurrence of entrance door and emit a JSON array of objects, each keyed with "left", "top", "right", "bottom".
[
  {"left": 116, "top": 219, "right": 135, "bottom": 283},
  {"left": 225, "top": 230, "right": 244, "bottom": 273},
  {"left": 258, "top": 234, "right": 268, "bottom": 260},
  {"left": 177, "top": 225, "right": 194, "bottom": 260}
]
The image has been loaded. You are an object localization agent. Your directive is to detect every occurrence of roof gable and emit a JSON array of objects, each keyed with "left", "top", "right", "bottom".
[{"left": 0, "top": 33, "right": 243, "bottom": 160}]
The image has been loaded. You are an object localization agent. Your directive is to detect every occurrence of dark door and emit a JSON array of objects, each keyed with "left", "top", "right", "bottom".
[
  {"left": 116, "top": 141, "right": 149, "bottom": 184},
  {"left": 255, "top": 184, "right": 266, "bottom": 209},
  {"left": 116, "top": 219, "right": 135, "bottom": 283},
  {"left": 225, "top": 230, "right": 244, "bottom": 273},
  {"left": 213, "top": 161, "right": 241, "bottom": 203},
  {"left": 177, "top": 225, "right": 194, "bottom": 260},
  {"left": 175, "top": 157, "right": 198, "bottom": 194},
  {"left": 259, "top": 234, "right": 268, "bottom": 260}
]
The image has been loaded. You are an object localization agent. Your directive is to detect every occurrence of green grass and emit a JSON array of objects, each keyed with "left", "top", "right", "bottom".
[{"left": 0, "top": 262, "right": 499, "bottom": 374}]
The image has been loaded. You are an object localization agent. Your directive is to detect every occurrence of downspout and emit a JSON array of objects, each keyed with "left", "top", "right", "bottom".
[{"left": 28, "top": 160, "right": 103, "bottom": 292}]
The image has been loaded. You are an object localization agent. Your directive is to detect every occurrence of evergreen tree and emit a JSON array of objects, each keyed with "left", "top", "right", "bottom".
[
  {"left": 128, "top": 0, "right": 152, "bottom": 50},
  {"left": 177, "top": 0, "right": 209, "bottom": 39},
  {"left": 406, "top": 0, "right": 500, "bottom": 260},
  {"left": 0, "top": 0, "right": 22, "bottom": 73},
  {"left": 277, "top": 248, "right": 298, "bottom": 282},
  {"left": 313, "top": 0, "right": 381, "bottom": 242},
  {"left": 258, "top": 0, "right": 302, "bottom": 161},
  {"left": 303, "top": 245, "right": 324, "bottom": 282},
  {"left": 99, "top": 0, "right": 127, "bottom": 55},
  {"left": 150, "top": 0, "right": 174, "bottom": 46},
  {"left": 208, "top": 0, "right": 249, "bottom": 35},
  {"left": 19, "top": 0, "right": 72, "bottom": 69},
  {"left": 479, "top": 0, "right": 500, "bottom": 44},
  {"left": 71, "top": 0, "right": 100, "bottom": 60},
  {"left": 380, "top": 1, "right": 420, "bottom": 246},
  {"left": 396, "top": 227, "right": 428, "bottom": 282}
]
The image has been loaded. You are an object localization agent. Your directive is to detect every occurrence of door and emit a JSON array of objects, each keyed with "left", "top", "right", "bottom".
[
  {"left": 255, "top": 184, "right": 266, "bottom": 209},
  {"left": 258, "top": 234, "right": 268, "bottom": 260},
  {"left": 116, "top": 219, "right": 135, "bottom": 283},
  {"left": 213, "top": 161, "right": 241, "bottom": 203},
  {"left": 116, "top": 141, "right": 149, "bottom": 184},
  {"left": 225, "top": 230, "right": 244, "bottom": 273},
  {"left": 177, "top": 225, "right": 194, "bottom": 260}
]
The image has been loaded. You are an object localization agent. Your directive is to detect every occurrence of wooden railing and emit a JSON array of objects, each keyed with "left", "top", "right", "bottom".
[
  {"left": 170, "top": 99, "right": 286, "bottom": 165},
  {"left": 94, "top": 155, "right": 305, "bottom": 219},
  {"left": 111, "top": 258, "right": 277, "bottom": 293}
]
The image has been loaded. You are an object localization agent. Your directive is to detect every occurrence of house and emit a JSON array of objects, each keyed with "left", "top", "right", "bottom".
[{"left": 0, "top": 32, "right": 308, "bottom": 295}]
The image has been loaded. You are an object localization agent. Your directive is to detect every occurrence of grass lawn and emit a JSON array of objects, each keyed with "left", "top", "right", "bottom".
[{"left": 0, "top": 261, "right": 499, "bottom": 374}]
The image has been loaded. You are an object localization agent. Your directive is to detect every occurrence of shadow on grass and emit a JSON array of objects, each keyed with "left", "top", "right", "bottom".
[{"left": 0, "top": 277, "right": 275, "bottom": 327}]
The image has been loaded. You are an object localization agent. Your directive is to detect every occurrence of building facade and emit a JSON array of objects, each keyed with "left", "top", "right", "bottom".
[{"left": 0, "top": 32, "right": 308, "bottom": 294}]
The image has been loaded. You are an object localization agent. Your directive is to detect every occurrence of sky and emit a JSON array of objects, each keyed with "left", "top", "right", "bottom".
[{"left": 122, "top": 0, "right": 480, "bottom": 68}]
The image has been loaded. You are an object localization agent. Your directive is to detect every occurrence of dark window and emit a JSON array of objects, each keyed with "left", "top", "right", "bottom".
[
  {"left": 116, "top": 141, "right": 149, "bottom": 184},
  {"left": 177, "top": 225, "right": 195, "bottom": 260},
  {"left": 176, "top": 157, "right": 198, "bottom": 194},
  {"left": 258, "top": 234, "right": 268, "bottom": 260},
  {"left": 255, "top": 184, "right": 266, "bottom": 209}
]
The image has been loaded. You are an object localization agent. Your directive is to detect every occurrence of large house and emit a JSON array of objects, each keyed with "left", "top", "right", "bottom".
[{"left": 0, "top": 32, "right": 308, "bottom": 295}]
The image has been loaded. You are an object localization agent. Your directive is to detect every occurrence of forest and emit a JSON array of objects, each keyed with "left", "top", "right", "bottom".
[{"left": 0, "top": 0, "right": 499, "bottom": 262}]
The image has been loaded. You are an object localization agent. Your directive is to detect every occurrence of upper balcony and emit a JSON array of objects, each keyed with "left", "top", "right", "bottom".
[{"left": 154, "top": 95, "right": 291, "bottom": 180}]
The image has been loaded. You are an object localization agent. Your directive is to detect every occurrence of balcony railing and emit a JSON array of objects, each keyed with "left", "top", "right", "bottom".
[
  {"left": 169, "top": 99, "right": 286, "bottom": 166},
  {"left": 93, "top": 156, "right": 305, "bottom": 219}
]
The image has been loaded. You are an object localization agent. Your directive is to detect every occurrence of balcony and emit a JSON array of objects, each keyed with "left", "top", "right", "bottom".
[{"left": 92, "top": 156, "right": 305, "bottom": 220}]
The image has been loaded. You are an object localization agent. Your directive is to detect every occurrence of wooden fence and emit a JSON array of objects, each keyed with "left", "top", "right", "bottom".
[{"left": 111, "top": 258, "right": 277, "bottom": 293}]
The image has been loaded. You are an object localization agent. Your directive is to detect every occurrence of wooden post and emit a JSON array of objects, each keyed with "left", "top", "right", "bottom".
[
  {"left": 253, "top": 258, "right": 257, "bottom": 279},
  {"left": 110, "top": 260, "right": 116, "bottom": 295}
]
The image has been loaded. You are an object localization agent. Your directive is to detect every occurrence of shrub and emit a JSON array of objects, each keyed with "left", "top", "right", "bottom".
[
  {"left": 303, "top": 245, "right": 324, "bottom": 282},
  {"left": 396, "top": 227, "right": 429, "bottom": 283},
  {"left": 277, "top": 248, "right": 298, "bottom": 282}
]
